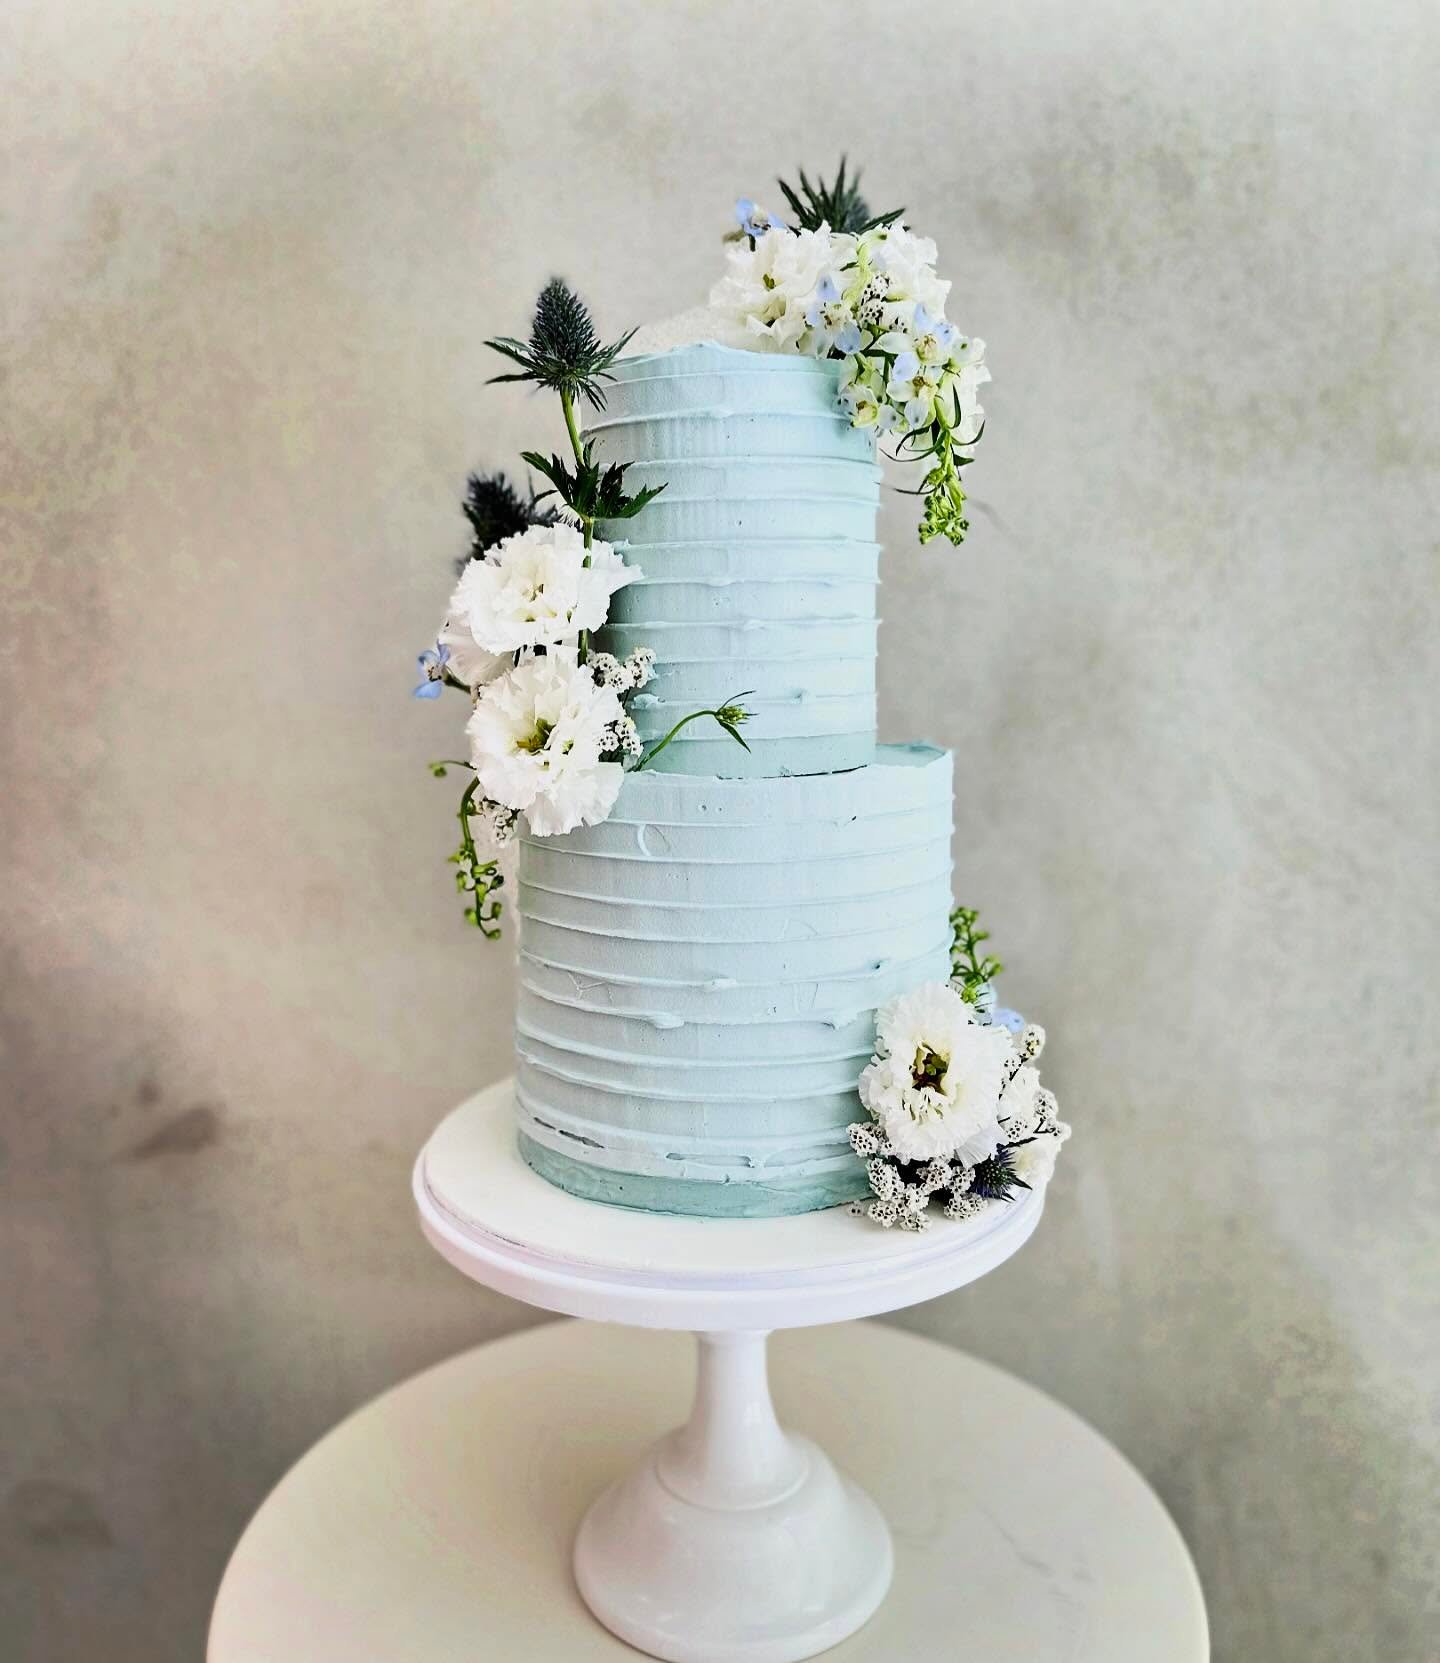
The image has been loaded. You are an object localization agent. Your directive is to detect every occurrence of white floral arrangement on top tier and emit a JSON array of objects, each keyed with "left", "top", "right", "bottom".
[
  {"left": 708, "top": 161, "right": 989, "bottom": 547},
  {"left": 414, "top": 280, "right": 752, "bottom": 938},
  {"left": 848, "top": 907, "right": 1071, "bottom": 1230}
]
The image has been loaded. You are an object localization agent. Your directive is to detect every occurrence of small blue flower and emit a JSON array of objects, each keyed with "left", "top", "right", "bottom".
[
  {"left": 413, "top": 640, "right": 450, "bottom": 698},
  {"left": 836, "top": 320, "right": 864, "bottom": 355},
  {"left": 912, "top": 302, "right": 957, "bottom": 358},
  {"left": 735, "top": 198, "right": 786, "bottom": 239}
]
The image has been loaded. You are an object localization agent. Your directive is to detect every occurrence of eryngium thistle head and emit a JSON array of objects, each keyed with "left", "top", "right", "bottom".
[
  {"left": 966, "top": 1145, "right": 1030, "bottom": 1203},
  {"left": 457, "top": 470, "right": 562, "bottom": 571},
  {"left": 530, "top": 277, "right": 600, "bottom": 368},
  {"left": 486, "top": 278, "right": 635, "bottom": 410}
]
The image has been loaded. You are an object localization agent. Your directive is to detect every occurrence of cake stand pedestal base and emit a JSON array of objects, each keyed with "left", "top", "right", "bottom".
[
  {"left": 206, "top": 1084, "right": 1209, "bottom": 1663},
  {"left": 403, "top": 1082, "right": 1063, "bottom": 1661},
  {"left": 573, "top": 1331, "right": 892, "bottom": 1663}
]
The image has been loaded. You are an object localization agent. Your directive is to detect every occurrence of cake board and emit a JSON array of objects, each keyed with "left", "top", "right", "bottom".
[{"left": 389, "top": 1080, "right": 1205, "bottom": 1662}]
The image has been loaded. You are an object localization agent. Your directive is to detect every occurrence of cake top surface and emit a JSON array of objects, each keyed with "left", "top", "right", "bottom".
[{"left": 622, "top": 305, "right": 751, "bottom": 358}]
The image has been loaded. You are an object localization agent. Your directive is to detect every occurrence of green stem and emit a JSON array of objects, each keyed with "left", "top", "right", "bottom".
[
  {"left": 560, "top": 384, "right": 584, "bottom": 467},
  {"left": 559, "top": 386, "right": 594, "bottom": 550},
  {"left": 559, "top": 383, "right": 593, "bottom": 665},
  {"left": 633, "top": 702, "right": 750, "bottom": 771},
  {"left": 455, "top": 776, "right": 503, "bottom": 940}
]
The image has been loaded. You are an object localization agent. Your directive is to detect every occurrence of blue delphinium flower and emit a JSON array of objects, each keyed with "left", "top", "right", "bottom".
[
  {"left": 413, "top": 640, "right": 450, "bottom": 698},
  {"left": 836, "top": 319, "right": 864, "bottom": 354},
  {"left": 735, "top": 198, "right": 786, "bottom": 240},
  {"left": 806, "top": 275, "right": 865, "bottom": 358},
  {"left": 911, "top": 302, "right": 957, "bottom": 363}
]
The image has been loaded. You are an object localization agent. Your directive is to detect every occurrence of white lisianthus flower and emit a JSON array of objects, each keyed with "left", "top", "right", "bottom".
[
  {"left": 709, "top": 224, "right": 856, "bottom": 354},
  {"left": 448, "top": 524, "right": 640, "bottom": 657},
  {"left": 1008, "top": 1122, "right": 1072, "bottom": 1191},
  {"left": 858, "top": 982, "right": 1014, "bottom": 1164},
  {"left": 436, "top": 614, "right": 507, "bottom": 692},
  {"left": 465, "top": 653, "right": 627, "bottom": 837}
]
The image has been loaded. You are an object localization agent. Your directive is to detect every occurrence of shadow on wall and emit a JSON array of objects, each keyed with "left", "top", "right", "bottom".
[{"left": 0, "top": 962, "right": 532, "bottom": 1663}]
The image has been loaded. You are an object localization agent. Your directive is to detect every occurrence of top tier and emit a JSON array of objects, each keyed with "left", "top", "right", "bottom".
[{"left": 588, "top": 343, "right": 881, "bottom": 779}]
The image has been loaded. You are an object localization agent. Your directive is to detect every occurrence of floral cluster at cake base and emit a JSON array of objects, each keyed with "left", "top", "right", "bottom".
[{"left": 848, "top": 906, "right": 1070, "bottom": 1230}]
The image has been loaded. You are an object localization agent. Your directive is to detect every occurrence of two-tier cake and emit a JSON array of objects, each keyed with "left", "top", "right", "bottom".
[{"left": 417, "top": 170, "right": 1068, "bottom": 1230}]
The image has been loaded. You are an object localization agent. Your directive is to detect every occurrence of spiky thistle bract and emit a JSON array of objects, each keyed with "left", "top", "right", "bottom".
[
  {"left": 457, "top": 470, "right": 564, "bottom": 572},
  {"left": 966, "top": 1145, "right": 1031, "bottom": 1204},
  {"left": 776, "top": 158, "right": 904, "bottom": 236},
  {"left": 486, "top": 277, "right": 634, "bottom": 411}
]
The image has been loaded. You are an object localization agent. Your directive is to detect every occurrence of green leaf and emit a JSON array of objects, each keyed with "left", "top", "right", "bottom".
[{"left": 774, "top": 158, "right": 902, "bottom": 235}]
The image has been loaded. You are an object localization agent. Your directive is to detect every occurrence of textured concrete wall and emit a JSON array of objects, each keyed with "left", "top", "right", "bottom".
[{"left": 3, "top": 2, "right": 1436, "bottom": 1658}]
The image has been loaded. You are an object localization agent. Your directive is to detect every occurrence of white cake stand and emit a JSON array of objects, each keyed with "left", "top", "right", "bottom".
[{"left": 412, "top": 1080, "right": 1053, "bottom": 1663}]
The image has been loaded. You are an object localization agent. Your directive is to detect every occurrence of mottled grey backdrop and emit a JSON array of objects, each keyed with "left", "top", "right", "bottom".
[{"left": 3, "top": 1, "right": 1437, "bottom": 1658}]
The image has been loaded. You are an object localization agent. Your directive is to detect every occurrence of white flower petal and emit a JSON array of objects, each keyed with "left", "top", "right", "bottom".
[
  {"left": 465, "top": 654, "right": 629, "bottom": 836},
  {"left": 437, "top": 613, "right": 507, "bottom": 690},
  {"left": 861, "top": 981, "right": 1014, "bottom": 1163},
  {"left": 449, "top": 523, "right": 636, "bottom": 656}
]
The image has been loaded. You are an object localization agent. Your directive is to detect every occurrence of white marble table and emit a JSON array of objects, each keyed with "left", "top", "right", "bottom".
[{"left": 208, "top": 1320, "right": 1209, "bottom": 1662}]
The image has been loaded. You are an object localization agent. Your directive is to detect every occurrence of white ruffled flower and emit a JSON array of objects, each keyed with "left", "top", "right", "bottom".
[
  {"left": 465, "top": 653, "right": 627, "bottom": 838},
  {"left": 436, "top": 613, "right": 507, "bottom": 692},
  {"left": 709, "top": 224, "right": 855, "bottom": 354},
  {"left": 447, "top": 524, "right": 639, "bottom": 657},
  {"left": 858, "top": 982, "right": 1014, "bottom": 1164}
]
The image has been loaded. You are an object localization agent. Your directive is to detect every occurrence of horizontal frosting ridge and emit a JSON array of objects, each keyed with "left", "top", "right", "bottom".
[
  {"left": 588, "top": 343, "right": 879, "bottom": 777},
  {"left": 514, "top": 745, "right": 954, "bottom": 1216}
]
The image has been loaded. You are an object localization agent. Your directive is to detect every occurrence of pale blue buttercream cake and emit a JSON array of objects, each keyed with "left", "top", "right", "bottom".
[{"left": 513, "top": 342, "right": 955, "bottom": 1216}]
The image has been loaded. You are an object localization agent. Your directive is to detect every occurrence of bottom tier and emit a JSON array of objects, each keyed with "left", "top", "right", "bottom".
[{"left": 513, "top": 743, "right": 954, "bottom": 1217}]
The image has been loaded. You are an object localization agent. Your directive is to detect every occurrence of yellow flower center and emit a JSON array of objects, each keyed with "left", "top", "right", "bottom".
[
  {"left": 911, "top": 1045, "right": 949, "bottom": 1093},
  {"left": 515, "top": 717, "right": 554, "bottom": 756}
]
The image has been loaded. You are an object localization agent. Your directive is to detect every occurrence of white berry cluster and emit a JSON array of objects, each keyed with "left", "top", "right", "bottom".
[{"left": 588, "top": 646, "right": 655, "bottom": 694}]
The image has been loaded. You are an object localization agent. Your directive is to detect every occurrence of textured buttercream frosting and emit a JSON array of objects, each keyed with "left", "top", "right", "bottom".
[
  {"left": 514, "top": 745, "right": 954, "bottom": 1216},
  {"left": 588, "top": 343, "right": 880, "bottom": 778}
]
